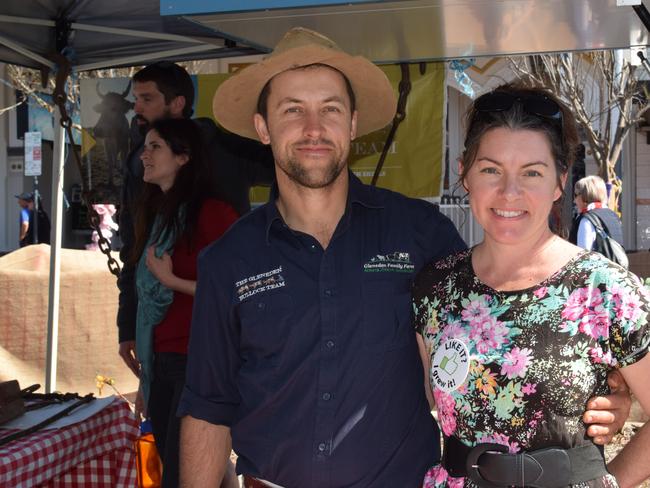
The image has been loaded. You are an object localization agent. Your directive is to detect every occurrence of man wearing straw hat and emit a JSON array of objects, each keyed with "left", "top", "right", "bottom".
[{"left": 178, "top": 28, "right": 630, "bottom": 488}]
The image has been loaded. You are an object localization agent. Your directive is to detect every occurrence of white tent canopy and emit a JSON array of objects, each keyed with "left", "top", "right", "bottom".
[{"left": 168, "top": 0, "right": 650, "bottom": 63}]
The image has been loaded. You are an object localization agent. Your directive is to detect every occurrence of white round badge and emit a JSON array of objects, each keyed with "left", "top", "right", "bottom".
[{"left": 431, "top": 338, "right": 470, "bottom": 393}]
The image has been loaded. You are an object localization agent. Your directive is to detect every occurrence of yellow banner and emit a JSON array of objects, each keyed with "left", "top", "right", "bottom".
[
  {"left": 193, "top": 63, "right": 445, "bottom": 203},
  {"left": 195, "top": 74, "right": 229, "bottom": 119},
  {"left": 349, "top": 63, "right": 445, "bottom": 198}
]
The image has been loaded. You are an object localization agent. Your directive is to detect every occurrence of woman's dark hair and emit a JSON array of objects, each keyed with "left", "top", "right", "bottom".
[
  {"left": 459, "top": 82, "right": 579, "bottom": 235},
  {"left": 129, "top": 118, "right": 217, "bottom": 265}
]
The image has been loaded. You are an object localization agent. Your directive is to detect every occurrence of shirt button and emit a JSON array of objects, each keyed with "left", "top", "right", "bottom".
[
  {"left": 324, "top": 289, "right": 332, "bottom": 297},
  {"left": 310, "top": 244, "right": 317, "bottom": 251},
  {"left": 318, "top": 442, "right": 327, "bottom": 452},
  {"left": 322, "top": 392, "right": 331, "bottom": 401},
  {"left": 326, "top": 340, "right": 335, "bottom": 349}
]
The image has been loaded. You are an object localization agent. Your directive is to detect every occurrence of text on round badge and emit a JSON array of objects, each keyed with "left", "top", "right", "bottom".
[{"left": 431, "top": 338, "right": 470, "bottom": 392}]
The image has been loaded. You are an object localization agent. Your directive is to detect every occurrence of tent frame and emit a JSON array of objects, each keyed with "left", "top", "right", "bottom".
[
  {"left": 2, "top": 0, "right": 650, "bottom": 393},
  {"left": 0, "top": 11, "right": 248, "bottom": 392}
]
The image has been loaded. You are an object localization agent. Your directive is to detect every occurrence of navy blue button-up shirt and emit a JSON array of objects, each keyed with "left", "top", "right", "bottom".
[{"left": 178, "top": 174, "right": 466, "bottom": 487}]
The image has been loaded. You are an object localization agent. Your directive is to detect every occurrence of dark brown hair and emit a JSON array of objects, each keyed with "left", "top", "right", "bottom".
[
  {"left": 133, "top": 61, "right": 195, "bottom": 118},
  {"left": 460, "top": 83, "right": 579, "bottom": 235},
  {"left": 129, "top": 118, "right": 218, "bottom": 265}
]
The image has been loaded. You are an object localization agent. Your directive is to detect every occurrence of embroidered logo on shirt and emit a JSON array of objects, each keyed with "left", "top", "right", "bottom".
[
  {"left": 431, "top": 338, "right": 470, "bottom": 392},
  {"left": 363, "top": 251, "right": 415, "bottom": 273},
  {"left": 235, "top": 266, "right": 285, "bottom": 301}
]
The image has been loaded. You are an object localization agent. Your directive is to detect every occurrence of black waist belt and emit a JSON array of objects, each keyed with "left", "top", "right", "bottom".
[{"left": 442, "top": 435, "right": 609, "bottom": 488}]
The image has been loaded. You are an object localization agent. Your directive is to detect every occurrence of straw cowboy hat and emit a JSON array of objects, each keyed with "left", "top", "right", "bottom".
[{"left": 213, "top": 27, "right": 397, "bottom": 141}]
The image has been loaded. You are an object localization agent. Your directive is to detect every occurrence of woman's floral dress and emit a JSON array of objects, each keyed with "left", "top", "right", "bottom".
[{"left": 413, "top": 249, "right": 650, "bottom": 488}]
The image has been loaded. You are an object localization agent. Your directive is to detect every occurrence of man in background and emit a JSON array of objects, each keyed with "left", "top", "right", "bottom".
[
  {"left": 117, "top": 61, "right": 274, "bottom": 376},
  {"left": 16, "top": 191, "right": 50, "bottom": 247}
]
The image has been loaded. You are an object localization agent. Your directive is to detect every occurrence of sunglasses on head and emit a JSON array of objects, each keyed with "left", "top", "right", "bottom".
[
  {"left": 474, "top": 91, "right": 562, "bottom": 122},
  {"left": 473, "top": 91, "right": 566, "bottom": 165}
]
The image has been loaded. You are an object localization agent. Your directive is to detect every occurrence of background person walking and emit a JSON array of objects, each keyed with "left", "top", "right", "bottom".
[{"left": 15, "top": 191, "right": 50, "bottom": 247}]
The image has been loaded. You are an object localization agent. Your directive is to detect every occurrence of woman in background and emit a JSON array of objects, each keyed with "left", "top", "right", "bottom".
[
  {"left": 132, "top": 118, "right": 239, "bottom": 488},
  {"left": 570, "top": 174, "right": 624, "bottom": 252}
]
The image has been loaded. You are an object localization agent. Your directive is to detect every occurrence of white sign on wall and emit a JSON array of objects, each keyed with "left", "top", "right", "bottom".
[{"left": 24, "top": 131, "right": 42, "bottom": 177}]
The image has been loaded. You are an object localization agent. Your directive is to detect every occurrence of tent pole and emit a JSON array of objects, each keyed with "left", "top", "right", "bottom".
[
  {"left": 70, "top": 22, "right": 207, "bottom": 43},
  {"left": 0, "top": 14, "right": 54, "bottom": 27},
  {"left": 74, "top": 44, "right": 221, "bottom": 72},
  {"left": 45, "top": 105, "right": 66, "bottom": 393},
  {"left": 0, "top": 33, "right": 55, "bottom": 68}
]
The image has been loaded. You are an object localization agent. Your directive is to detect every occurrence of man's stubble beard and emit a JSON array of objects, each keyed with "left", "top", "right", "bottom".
[
  {"left": 278, "top": 142, "right": 350, "bottom": 190},
  {"left": 282, "top": 158, "right": 345, "bottom": 189},
  {"left": 136, "top": 107, "right": 174, "bottom": 136}
]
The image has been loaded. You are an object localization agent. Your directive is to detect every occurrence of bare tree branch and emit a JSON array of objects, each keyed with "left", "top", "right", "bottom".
[
  {"left": 509, "top": 50, "right": 646, "bottom": 207},
  {"left": 0, "top": 96, "right": 25, "bottom": 116}
]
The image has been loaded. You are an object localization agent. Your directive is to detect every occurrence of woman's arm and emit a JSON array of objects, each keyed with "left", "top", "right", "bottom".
[
  {"left": 145, "top": 246, "right": 196, "bottom": 296},
  {"left": 606, "top": 352, "right": 650, "bottom": 487},
  {"left": 416, "top": 333, "right": 435, "bottom": 410},
  {"left": 576, "top": 217, "right": 596, "bottom": 251}
]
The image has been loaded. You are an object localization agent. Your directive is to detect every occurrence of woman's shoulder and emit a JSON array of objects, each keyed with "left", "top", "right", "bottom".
[
  {"left": 193, "top": 198, "right": 239, "bottom": 244},
  {"left": 198, "top": 198, "right": 239, "bottom": 221},
  {"left": 200, "top": 197, "right": 237, "bottom": 212},
  {"left": 577, "top": 213, "right": 594, "bottom": 228},
  {"left": 569, "top": 249, "right": 646, "bottom": 291},
  {"left": 415, "top": 249, "right": 471, "bottom": 289},
  {"left": 422, "top": 248, "right": 469, "bottom": 272}
]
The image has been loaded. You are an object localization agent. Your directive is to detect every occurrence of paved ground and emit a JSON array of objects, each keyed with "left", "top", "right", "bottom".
[{"left": 605, "top": 422, "right": 649, "bottom": 487}]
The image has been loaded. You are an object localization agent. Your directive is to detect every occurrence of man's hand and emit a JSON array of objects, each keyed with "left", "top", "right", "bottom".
[
  {"left": 583, "top": 369, "right": 631, "bottom": 444},
  {"left": 119, "top": 340, "right": 140, "bottom": 378},
  {"left": 135, "top": 385, "right": 147, "bottom": 419}
]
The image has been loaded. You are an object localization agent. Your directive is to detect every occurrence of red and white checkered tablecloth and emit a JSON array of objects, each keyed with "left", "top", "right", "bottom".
[{"left": 0, "top": 398, "right": 139, "bottom": 488}]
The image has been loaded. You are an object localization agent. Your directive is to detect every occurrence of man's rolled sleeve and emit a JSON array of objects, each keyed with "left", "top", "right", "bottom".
[
  {"left": 20, "top": 208, "right": 30, "bottom": 224},
  {"left": 177, "top": 248, "right": 242, "bottom": 426}
]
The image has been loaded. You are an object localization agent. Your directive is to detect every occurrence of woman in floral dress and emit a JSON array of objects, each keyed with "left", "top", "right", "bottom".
[{"left": 413, "top": 84, "right": 650, "bottom": 488}]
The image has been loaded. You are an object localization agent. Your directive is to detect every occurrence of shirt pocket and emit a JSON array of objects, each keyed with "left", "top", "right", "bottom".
[
  {"left": 362, "top": 276, "right": 412, "bottom": 351},
  {"left": 238, "top": 292, "right": 294, "bottom": 368}
]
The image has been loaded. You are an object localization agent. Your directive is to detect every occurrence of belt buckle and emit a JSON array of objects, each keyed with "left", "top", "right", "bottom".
[{"left": 466, "top": 442, "right": 509, "bottom": 488}]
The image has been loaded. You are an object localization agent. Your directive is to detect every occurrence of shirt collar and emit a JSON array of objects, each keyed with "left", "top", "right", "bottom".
[
  {"left": 581, "top": 202, "right": 604, "bottom": 214},
  {"left": 347, "top": 171, "right": 384, "bottom": 210},
  {"left": 264, "top": 170, "right": 384, "bottom": 244}
]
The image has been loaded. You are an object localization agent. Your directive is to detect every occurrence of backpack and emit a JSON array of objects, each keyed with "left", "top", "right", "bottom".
[
  {"left": 36, "top": 209, "right": 51, "bottom": 244},
  {"left": 582, "top": 211, "right": 628, "bottom": 269}
]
